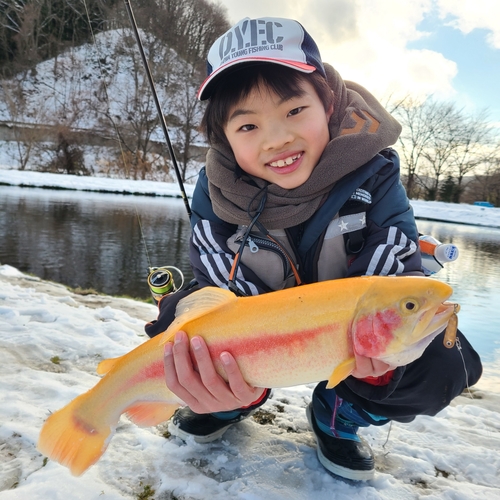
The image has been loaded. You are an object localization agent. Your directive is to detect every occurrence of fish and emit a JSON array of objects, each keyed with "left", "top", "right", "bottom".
[{"left": 37, "top": 275, "right": 456, "bottom": 476}]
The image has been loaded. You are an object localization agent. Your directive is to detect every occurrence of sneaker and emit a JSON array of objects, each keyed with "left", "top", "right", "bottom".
[
  {"left": 306, "top": 403, "right": 375, "bottom": 481},
  {"left": 169, "top": 389, "right": 271, "bottom": 444}
]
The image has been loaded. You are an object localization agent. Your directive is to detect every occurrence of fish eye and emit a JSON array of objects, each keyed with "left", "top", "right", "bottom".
[{"left": 401, "top": 299, "right": 419, "bottom": 313}]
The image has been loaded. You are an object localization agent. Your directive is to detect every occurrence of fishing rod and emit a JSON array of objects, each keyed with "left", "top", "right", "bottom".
[{"left": 123, "top": 0, "right": 192, "bottom": 220}]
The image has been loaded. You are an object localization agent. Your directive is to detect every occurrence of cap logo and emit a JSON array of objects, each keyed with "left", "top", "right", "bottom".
[
  {"left": 217, "top": 20, "right": 286, "bottom": 65},
  {"left": 199, "top": 17, "right": 323, "bottom": 100}
]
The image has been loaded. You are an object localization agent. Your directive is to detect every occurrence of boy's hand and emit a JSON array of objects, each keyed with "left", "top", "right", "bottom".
[
  {"left": 163, "top": 330, "right": 265, "bottom": 414},
  {"left": 351, "top": 352, "right": 396, "bottom": 379}
]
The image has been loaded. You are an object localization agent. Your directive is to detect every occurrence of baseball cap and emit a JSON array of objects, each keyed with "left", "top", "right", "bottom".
[{"left": 197, "top": 17, "right": 326, "bottom": 101}]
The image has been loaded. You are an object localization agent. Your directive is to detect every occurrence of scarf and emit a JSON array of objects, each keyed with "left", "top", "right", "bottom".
[{"left": 205, "top": 63, "right": 402, "bottom": 229}]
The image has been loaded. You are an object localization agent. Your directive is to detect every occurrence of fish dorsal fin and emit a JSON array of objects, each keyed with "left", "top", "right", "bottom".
[
  {"left": 159, "top": 287, "right": 237, "bottom": 344},
  {"left": 326, "top": 357, "right": 356, "bottom": 389}
]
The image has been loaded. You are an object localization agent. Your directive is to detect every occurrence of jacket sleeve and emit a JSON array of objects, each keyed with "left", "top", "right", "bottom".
[{"left": 346, "top": 151, "right": 423, "bottom": 278}]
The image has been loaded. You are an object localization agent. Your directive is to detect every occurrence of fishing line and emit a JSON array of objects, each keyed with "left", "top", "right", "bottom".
[
  {"left": 82, "top": 0, "right": 175, "bottom": 276},
  {"left": 81, "top": 0, "right": 130, "bottom": 177},
  {"left": 84, "top": 0, "right": 195, "bottom": 299},
  {"left": 382, "top": 421, "right": 393, "bottom": 450},
  {"left": 82, "top": 0, "right": 154, "bottom": 271},
  {"left": 455, "top": 337, "right": 474, "bottom": 399}
]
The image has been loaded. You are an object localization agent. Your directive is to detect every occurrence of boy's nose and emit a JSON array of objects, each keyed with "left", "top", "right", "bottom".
[{"left": 262, "top": 127, "right": 294, "bottom": 151}]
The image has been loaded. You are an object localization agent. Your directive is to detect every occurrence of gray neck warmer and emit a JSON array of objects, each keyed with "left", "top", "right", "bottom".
[{"left": 205, "top": 63, "right": 402, "bottom": 229}]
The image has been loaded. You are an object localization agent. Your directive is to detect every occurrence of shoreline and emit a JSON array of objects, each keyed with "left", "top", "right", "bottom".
[{"left": 2, "top": 168, "right": 499, "bottom": 229}]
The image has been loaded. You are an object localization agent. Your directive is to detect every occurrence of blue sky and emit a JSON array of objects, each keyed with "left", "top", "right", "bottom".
[
  {"left": 217, "top": 1, "right": 500, "bottom": 123},
  {"left": 408, "top": 13, "right": 500, "bottom": 121}
]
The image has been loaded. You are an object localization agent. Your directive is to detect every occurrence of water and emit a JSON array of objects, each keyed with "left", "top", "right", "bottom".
[
  {"left": 0, "top": 186, "right": 193, "bottom": 300},
  {"left": 1, "top": 186, "right": 499, "bottom": 383},
  {"left": 415, "top": 220, "right": 500, "bottom": 371}
]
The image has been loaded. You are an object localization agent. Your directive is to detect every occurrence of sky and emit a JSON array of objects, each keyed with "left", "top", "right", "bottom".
[{"left": 215, "top": 0, "right": 500, "bottom": 123}]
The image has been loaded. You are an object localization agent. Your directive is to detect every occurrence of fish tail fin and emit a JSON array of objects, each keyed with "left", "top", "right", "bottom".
[
  {"left": 37, "top": 393, "right": 112, "bottom": 476},
  {"left": 125, "top": 402, "right": 179, "bottom": 426}
]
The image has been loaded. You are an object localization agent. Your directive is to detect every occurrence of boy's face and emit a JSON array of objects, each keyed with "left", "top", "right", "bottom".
[{"left": 223, "top": 78, "right": 333, "bottom": 189}]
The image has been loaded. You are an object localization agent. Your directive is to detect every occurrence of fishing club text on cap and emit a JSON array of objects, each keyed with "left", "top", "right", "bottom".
[{"left": 197, "top": 17, "right": 326, "bottom": 101}]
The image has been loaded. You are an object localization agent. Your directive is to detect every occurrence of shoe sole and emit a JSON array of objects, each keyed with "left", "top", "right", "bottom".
[
  {"left": 306, "top": 405, "right": 375, "bottom": 481},
  {"left": 168, "top": 421, "right": 234, "bottom": 444}
]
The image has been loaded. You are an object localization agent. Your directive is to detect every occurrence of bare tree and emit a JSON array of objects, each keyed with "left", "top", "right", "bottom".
[
  {"left": 465, "top": 156, "right": 500, "bottom": 206},
  {"left": 448, "top": 113, "right": 500, "bottom": 198},
  {"left": 419, "top": 103, "right": 463, "bottom": 200},
  {"left": 393, "top": 97, "right": 444, "bottom": 198},
  {"left": 0, "top": 77, "right": 49, "bottom": 169},
  {"left": 0, "top": 0, "right": 115, "bottom": 74},
  {"left": 1, "top": 0, "right": 229, "bottom": 180},
  {"left": 394, "top": 97, "right": 500, "bottom": 202}
]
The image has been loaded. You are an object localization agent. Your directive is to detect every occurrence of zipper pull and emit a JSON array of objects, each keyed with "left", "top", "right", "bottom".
[{"left": 247, "top": 237, "right": 259, "bottom": 253}]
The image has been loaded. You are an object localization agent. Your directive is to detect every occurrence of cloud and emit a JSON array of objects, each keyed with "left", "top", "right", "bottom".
[
  {"left": 215, "top": 0, "right": 458, "bottom": 101},
  {"left": 437, "top": 0, "right": 500, "bottom": 49}
]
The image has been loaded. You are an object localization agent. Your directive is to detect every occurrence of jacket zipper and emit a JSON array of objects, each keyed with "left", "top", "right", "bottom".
[{"left": 236, "top": 235, "right": 291, "bottom": 278}]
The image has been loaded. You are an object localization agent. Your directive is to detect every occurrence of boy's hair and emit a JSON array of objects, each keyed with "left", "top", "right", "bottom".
[{"left": 201, "top": 64, "right": 334, "bottom": 147}]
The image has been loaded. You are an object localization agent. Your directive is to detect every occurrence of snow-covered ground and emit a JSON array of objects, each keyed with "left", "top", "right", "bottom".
[
  {"left": 1, "top": 265, "right": 499, "bottom": 500},
  {"left": 0, "top": 170, "right": 499, "bottom": 499}
]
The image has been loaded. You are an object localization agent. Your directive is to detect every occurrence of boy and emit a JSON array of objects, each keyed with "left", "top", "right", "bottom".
[{"left": 146, "top": 17, "right": 482, "bottom": 481}]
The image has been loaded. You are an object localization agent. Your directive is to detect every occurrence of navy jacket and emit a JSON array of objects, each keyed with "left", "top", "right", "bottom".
[{"left": 189, "top": 148, "right": 421, "bottom": 294}]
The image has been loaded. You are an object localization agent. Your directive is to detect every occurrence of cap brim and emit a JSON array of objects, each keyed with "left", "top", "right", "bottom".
[{"left": 197, "top": 58, "right": 317, "bottom": 100}]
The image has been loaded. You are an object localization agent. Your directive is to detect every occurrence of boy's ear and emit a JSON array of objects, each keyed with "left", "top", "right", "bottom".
[{"left": 327, "top": 103, "right": 334, "bottom": 121}]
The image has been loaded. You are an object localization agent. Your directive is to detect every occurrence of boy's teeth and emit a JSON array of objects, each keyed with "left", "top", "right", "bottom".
[{"left": 269, "top": 154, "right": 300, "bottom": 167}]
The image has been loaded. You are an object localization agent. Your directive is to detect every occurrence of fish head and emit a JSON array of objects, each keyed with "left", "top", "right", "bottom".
[{"left": 351, "top": 276, "right": 456, "bottom": 367}]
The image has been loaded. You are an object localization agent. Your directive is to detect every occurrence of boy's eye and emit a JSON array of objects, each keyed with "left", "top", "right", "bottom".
[
  {"left": 288, "top": 107, "right": 304, "bottom": 117},
  {"left": 239, "top": 124, "right": 256, "bottom": 132}
]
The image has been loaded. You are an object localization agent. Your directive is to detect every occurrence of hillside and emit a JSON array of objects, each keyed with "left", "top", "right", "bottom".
[{"left": 0, "top": 28, "right": 206, "bottom": 179}]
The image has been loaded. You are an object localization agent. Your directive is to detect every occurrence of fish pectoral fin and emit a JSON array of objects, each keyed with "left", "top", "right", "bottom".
[
  {"left": 326, "top": 357, "right": 356, "bottom": 389},
  {"left": 159, "top": 287, "right": 237, "bottom": 344},
  {"left": 125, "top": 402, "right": 180, "bottom": 426},
  {"left": 96, "top": 355, "right": 124, "bottom": 375}
]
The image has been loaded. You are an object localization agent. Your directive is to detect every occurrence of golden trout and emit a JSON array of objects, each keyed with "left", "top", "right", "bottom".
[{"left": 37, "top": 276, "right": 456, "bottom": 476}]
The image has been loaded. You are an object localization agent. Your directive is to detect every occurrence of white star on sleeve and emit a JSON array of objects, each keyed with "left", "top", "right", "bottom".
[{"left": 339, "top": 219, "right": 349, "bottom": 232}]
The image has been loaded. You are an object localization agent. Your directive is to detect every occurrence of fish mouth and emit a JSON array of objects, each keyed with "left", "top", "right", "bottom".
[
  {"left": 377, "top": 301, "right": 459, "bottom": 366},
  {"left": 423, "top": 301, "right": 458, "bottom": 336}
]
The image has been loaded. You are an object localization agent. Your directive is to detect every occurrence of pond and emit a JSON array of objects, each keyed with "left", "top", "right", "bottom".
[
  {"left": 1, "top": 186, "right": 498, "bottom": 386},
  {"left": 0, "top": 186, "right": 194, "bottom": 300}
]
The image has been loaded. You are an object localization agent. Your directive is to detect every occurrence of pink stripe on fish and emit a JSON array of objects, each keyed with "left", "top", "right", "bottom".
[
  {"left": 207, "top": 324, "right": 339, "bottom": 359},
  {"left": 129, "top": 360, "right": 164, "bottom": 385}
]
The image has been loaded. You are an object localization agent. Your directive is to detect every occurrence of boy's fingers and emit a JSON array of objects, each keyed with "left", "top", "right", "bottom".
[
  {"left": 221, "top": 351, "right": 266, "bottom": 405},
  {"left": 190, "top": 336, "right": 231, "bottom": 397},
  {"left": 164, "top": 341, "right": 202, "bottom": 409},
  {"left": 164, "top": 332, "right": 263, "bottom": 412}
]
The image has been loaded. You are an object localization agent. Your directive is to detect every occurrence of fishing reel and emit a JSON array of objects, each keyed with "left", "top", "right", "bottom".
[{"left": 147, "top": 266, "right": 184, "bottom": 304}]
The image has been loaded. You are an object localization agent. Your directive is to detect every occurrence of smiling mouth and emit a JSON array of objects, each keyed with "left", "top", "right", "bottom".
[{"left": 268, "top": 152, "right": 303, "bottom": 168}]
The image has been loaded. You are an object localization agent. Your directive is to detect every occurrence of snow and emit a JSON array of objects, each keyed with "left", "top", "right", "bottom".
[
  {"left": 0, "top": 171, "right": 499, "bottom": 499},
  {"left": 0, "top": 167, "right": 195, "bottom": 198}
]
